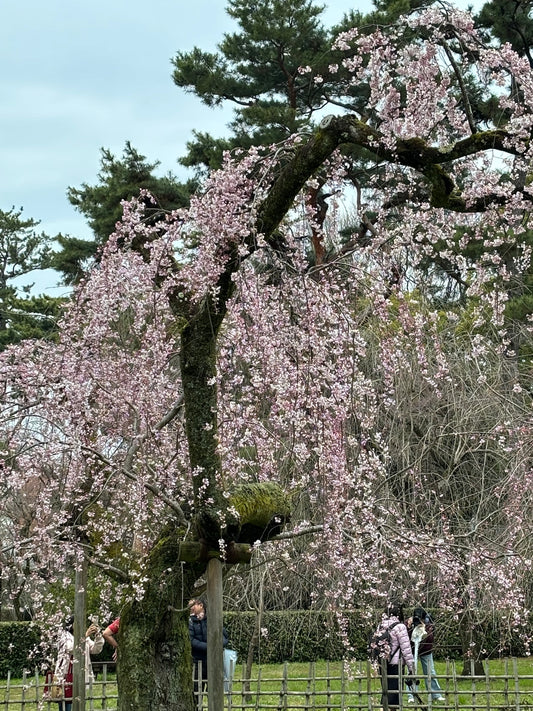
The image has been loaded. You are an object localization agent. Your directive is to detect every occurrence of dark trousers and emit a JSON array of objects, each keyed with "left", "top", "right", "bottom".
[{"left": 381, "top": 662, "right": 400, "bottom": 709}]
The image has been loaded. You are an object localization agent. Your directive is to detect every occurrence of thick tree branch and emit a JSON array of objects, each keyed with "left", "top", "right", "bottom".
[
  {"left": 87, "top": 555, "right": 131, "bottom": 583},
  {"left": 255, "top": 115, "right": 524, "bottom": 237}
]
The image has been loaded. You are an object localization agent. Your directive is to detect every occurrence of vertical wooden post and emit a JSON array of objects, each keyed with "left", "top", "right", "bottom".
[
  {"left": 513, "top": 657, "right": 520, "bottom": 711},
  {"left": 278, "top": 661, "right": 289, "bottom": 711},
  {"left": 207, "top": 557, "right": 224, "bottom": 711},
  {"left": 381, "top": 658, "right": 389, "bottom": 711},
  {"left": 366, "top": 660, "right": 372, "bottom": 711},
  {"left": 73, "top": 555, "right": 88, "bottom": 711}
]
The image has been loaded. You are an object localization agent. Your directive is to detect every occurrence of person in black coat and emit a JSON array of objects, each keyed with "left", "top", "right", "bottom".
[{"left": 188, "top": 598, "right": 229, "bottom": 697}]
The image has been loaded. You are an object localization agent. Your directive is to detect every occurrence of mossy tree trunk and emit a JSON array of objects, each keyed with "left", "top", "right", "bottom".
[
  {"left": 116, "top": 528, "right": 204, "bottom": 711},
  {"left": 115, "top": 480, "right": 291, "bottom": 710}
]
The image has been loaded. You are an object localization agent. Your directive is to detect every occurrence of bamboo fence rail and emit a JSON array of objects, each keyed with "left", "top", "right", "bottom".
[{"left": 0, "top": 659, "right": 532, "bottom": 710}]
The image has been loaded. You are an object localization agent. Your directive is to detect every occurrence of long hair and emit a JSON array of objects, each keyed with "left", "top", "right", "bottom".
[
  {"left": 386, "top": 602, "right": 404, "bottom": 622},
  {"left": 61, "top": 616, "right": 75, "bottom": 635}
]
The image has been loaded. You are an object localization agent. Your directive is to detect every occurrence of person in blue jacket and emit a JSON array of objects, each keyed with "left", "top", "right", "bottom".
[{"left": 188, "top": 598, "right": 228, "bottom": 698}]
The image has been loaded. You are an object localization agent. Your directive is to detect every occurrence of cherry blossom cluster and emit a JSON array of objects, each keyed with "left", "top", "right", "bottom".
[{"left": 0, "top": 4, "right": 532, "bottom": 655}]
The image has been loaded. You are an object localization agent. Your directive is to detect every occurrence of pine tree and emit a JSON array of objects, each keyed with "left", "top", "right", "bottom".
[
  {"left": 172, "top": 0, "right": 431, "bottom": 173},
  {"left": 51, "top": 142, "right": 196, "bottom": 284},
  {"left": 476, "top": 0, "right": 533, "bottom": 65},
  {"left": 0, "top": 207, "right": 62, "bottom": 348},
  {"left": 173, "top": 0, "right": 334, "bottom": 172}
]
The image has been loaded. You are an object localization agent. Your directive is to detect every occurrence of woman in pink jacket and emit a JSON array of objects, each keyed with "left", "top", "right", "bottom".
[{"left": 378, "top": 603, "right": 415, "bottom": 709}]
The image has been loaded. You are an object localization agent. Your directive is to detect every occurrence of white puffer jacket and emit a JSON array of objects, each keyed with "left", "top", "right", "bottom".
[{"left": 55, "top": 629, "right": 105, "bottom": 685}]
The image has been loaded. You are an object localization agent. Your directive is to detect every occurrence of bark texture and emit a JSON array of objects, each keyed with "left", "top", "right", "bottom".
[
  {"left": 117, "top": 529, "right": 202, "bottom": 711},
  {"left": 116, "top": 482, "right": 292, "bottom": 709}
]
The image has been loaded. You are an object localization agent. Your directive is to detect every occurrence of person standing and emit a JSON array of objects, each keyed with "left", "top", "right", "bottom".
[
  {"left": 375, "top": 602, "right": 415, "bottom": 710},
  {"left": 188, "top": 598, "right": 228, "bottom": 700},
  {"left": 52, "top": 616, "right": 105, "bottom": 711},
  {"left": 102, "top": 617, "right": 120, "bottom": 662},
  {"left": 407, "top": 607, "right": 445, "bottom": 703}
]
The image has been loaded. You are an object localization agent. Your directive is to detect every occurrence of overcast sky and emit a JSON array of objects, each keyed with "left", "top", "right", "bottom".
[{"left": 0, "top": 0, "right": 478, "bottom": 294}]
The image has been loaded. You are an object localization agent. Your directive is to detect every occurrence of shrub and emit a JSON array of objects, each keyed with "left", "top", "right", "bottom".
[
  {"left": 0, "top": 622, "right": 44, "bottom": 677},
  {"left": 0, "top": 610, "right": 529, "bottom": 678},
  {"left": 224, "top": 610, "right": 530, "bottom": 664}
]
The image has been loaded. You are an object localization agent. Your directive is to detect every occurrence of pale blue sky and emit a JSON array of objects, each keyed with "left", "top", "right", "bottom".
[{"left": 0, "top": 0, "right": 477, "bottom": 294}]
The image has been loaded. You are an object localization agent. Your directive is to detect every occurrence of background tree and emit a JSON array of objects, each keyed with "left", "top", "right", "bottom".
[
  {"left": 51, "top": 142, "right": 196, "bottom": 284},
  {"left": 172, "top": 0, "right": 443, "bottom": 175},
  {"left": 476, "top": 0, "right": 533, "bottom": 65},
  {"left": 172, "top": 0, "right": 332, "bottom": 172},
  {"left": 0, "top": 207, "right": 62, "bottom": 348}
]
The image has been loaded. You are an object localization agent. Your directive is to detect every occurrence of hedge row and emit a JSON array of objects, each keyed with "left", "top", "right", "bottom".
[
  {"left": 0, "top": 622, "right": 44, "bottom": 678},
  {"left": 1, "top": 611, "right": 529, "bottom": 678},
  {"left": 223, "top": 610, "right": 530, "bottom": 664}
]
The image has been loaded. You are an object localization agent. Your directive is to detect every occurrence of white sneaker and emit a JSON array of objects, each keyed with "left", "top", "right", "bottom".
[
  {"left": 434, "top": 696, "right": 445, "bottom": 702},
  {"left": 407, "top": 699, "right": 415, "bottom": 704}
]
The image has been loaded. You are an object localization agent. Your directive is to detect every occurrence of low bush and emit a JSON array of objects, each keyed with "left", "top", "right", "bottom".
[
  {"left": 1, "top": 610, "right": 529, "bottom": 678},
  {"left": 0, "top": 622, "right": 44, "bottom": 677}
]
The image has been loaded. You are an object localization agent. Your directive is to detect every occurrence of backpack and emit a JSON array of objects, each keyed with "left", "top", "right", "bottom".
[{"left": 368, "top": 621, "right": 400, "bottom": 663}]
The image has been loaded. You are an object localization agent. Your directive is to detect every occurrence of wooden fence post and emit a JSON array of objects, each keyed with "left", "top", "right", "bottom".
[
  {"left": 73, "top": 555, "right": 88, "bottom": 711},
  {"left": 207, "top": 557, "right": 224, "bottom": 711},
  {"left": 381, "top": 658, "right": 389, "bottom": 711}
]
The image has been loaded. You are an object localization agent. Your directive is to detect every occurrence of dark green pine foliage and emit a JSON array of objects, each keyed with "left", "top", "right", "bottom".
[
  {"left": 476, "top": 0, "right": 533, "bottom": 66},
  {"left": 171, "top": 0, "right": 436, "bottom": 174},
  {"left": 51, "top": 142, "right": 196, "bottom": 284},
  {"left": 173, "top": 0, "right": 337, "bottom": 172},
  {"left": 0, "top": 207, "right": 63, "bottom": 348}
]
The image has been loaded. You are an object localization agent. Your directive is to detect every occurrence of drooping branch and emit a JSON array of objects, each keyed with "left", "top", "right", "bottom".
[
  {"left": 81, "top": 445, "right": 187, "bottom": 522},
  {"left": 165, "top": 111, "right": 525, "bottom": 559}
]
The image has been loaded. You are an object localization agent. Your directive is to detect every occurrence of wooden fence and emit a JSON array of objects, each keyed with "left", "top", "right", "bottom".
[
  {"left": 1, "top": 659, "right": 532, "bottom": 710},
  {"left": 0, "top": 664, "right": 117, "bottom": 709},
  {"left": 218, "top": 659, "right": 533, "bottom": 711}
]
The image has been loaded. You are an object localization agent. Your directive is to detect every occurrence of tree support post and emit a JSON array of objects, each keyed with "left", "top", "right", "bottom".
[
  {"left": 73, "top": 554, "right": 87, "bottom": 711},
  {"left": 207, "top": 557, "right": 224, "bottom": 711}
]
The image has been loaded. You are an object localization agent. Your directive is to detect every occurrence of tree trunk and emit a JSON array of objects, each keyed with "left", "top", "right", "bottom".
[
  {"left": 116, "top": 527, "right": 203, "bottom": 711},
  {"left": 244, "top": 581, "right": 264, "bottom": 698},
  {"left": 459, "top": 619, "right": 485, "bottom": 676}
]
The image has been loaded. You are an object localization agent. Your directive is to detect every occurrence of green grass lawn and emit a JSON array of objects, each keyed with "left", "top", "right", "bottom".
[
  {"left": 1, "top": 659, "right": 532, "bottom": 709},
  {"left": 0, "top": 669, "right": 118, "bottom": 709},
  {"left": 227, "top": 658, "right": 533, "bottom": 709}
]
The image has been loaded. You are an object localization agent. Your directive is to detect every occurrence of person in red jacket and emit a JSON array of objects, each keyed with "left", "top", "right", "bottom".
[
  {"left": 102, "top": 617, "right": 120, "bottom": 662},
  {"left": 376, "top": 602, "right": 415, "bottom": 710}
]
